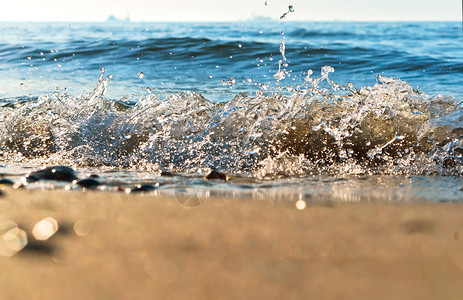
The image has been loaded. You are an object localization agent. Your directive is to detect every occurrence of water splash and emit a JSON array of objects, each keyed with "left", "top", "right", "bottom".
[
  {"left": 280, "top": 5, "right": 295, "bottom": 20},
  {"left": 0, "top": 69, "right": 461, "bottom": 177}
]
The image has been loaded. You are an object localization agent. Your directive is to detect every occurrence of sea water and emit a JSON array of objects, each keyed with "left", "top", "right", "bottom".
[{"left": 0, "top": 21, "right": 462, "bottom": 203}]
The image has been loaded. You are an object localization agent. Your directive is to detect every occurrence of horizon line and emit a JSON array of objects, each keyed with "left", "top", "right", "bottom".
[{"left": 0, "top": 19, "right": 460, "bottom": 23}]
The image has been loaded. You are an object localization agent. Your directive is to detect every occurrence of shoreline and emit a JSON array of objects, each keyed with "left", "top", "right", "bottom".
[{"left": 1, "top": 189, "right": 463, "bottom": 299}]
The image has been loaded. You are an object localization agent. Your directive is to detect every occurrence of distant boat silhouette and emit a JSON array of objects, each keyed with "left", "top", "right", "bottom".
[
  {"left": 246, "top": 15, "right": 275, "bottom": 22},
  {"left": 106, "top": 15, "right": 131, "bottom": 22}
]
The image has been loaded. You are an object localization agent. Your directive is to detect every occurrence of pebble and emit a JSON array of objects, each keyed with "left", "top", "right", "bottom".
[
  {"left": 28, "top": 166, "right": 78, "bottom": 182},
  {"left": 0, "top": 178, "right": 15, "bottom": 185},
  {"left": 76, "top": 178, "right": 101, "bottom": 189},
  {"left": 25, "top": 175, "right": 40, "bottom": 183},
  {"left": 205, "top": 170, "right": 228, "bottom": 181},
  {"left": 130, "top": 184, "right": 158, "bottom": 193},
  {"left": 161, "top": 171, "right": 175, "bottom": 177}
]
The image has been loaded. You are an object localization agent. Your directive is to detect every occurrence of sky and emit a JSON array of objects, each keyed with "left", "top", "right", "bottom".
[{"left": 0, "top": 0, "right": 461, "bottom": 22}]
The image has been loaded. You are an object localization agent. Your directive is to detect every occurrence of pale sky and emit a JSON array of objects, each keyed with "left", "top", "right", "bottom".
[{"left": 0, "top": 0, "right": 460, "bottom": 22}]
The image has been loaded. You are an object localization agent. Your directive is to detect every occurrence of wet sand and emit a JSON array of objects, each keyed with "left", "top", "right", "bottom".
[{"left": 1, "top": 189, "right": 463, "bottom": 299}]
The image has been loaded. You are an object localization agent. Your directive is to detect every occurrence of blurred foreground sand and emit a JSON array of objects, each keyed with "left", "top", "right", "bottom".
[{"left": 1, "top": 189, "right": 463, "bottom": 299}]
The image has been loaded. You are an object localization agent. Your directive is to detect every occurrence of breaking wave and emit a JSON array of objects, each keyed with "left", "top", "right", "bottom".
[{"left": 1, "top": 67, "right": 462, "bottom": 178}]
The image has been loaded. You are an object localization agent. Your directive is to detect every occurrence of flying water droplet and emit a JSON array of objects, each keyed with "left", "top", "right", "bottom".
[
  {"left": 321, "top": 66, "right": 335, "bottom": 78},
  {"left": 280, "top": 5, "right": 295, "bottom": 20},
  {"left": 137, "top": 72, "right": 144, "bottom": 78},
  {"left": 304, "top": 69, "right": 313, "bottom": 82},
  {"left": 279, "top": 40, "right": 286, "bottom": 61},
  {"left": 222, "top": 77, "right": 236, "bottom": 88}
]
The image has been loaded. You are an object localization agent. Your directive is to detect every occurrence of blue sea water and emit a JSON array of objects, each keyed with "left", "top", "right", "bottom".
[
  {"left": 0, "top": 21, "right": 462, "bottom": 202},
  {"left": 1, "top": 21, "right": 461, "bottom": 100}
]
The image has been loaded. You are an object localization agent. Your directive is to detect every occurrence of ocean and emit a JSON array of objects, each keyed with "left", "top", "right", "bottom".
[{"left": 0, "top": 21, "right": 462, "bottom": 203}]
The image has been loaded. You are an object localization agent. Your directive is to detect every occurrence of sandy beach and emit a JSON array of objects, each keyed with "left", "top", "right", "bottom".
[{"left": 0, "top": 188, "right": 463, "bottom": 299}]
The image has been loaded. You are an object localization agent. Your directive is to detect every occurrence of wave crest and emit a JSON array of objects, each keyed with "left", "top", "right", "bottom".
[{"left": 0, "top": 70, "right": 461, "bottom": 177}]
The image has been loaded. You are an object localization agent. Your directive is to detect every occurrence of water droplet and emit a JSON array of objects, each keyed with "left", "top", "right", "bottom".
[
  {"left": 146, "top": 87, "right": 152, "bottom": 94},
  {"left": 305, "top": 69, "right": 313, "bottom": 81},
  {"left": 279, "top": 41, "right": 286, "bottom": 61},
  {"left": 238, "top": 44, "right": 242, "bottom": 48},
  {"left": 27, "top": 56, "right": 31, "bottom": 60},
  {"left": 265, "top": 1, "right": 268, "bottom": 5},
  {"left": 19, "top": 83, "right": 26, "bottom": 87},
  {"left": 209, "top": 75, "right": 213, "bottom": 79},
  {"left": 274, "top": 70, "right": 286, "bottom": 81},
  {"left": 40, "top": 52, "right": 44, "bottom": 56},
  {"left": 57, "top": 64, "right": 62, "bottom": 68},
  {"left": 222, "top": 77, "right": 236, "bottom": 87},
  {"left": 100, "top": 67, "right": 105, "bottom": 73},
  {"left": 137, "top": 72, "right": 144, "bottom": 78},
  {"left": 280, "top": 5, "right": 295, "bottom": 19},
  {"left": 321, "top": 66, "right": 335, "bottom": 78}
]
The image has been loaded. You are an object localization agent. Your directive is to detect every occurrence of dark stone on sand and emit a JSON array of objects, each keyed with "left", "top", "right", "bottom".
[
  {"left": 161, "top": 171, "right": 175, "bottom": 177},
  {"left": 28, "top": 166, "right": 78, "bottom": 182},
  {"left": 25, "top": 175, "right": 40, "bottom": 183},
  {"left": 77, "top": 178, "right": 101, "bottom": 189},
  {"left": 130, "top": 184, "right": 158, "bottom": 193},
  {"left": 0, "top": 178, "right": 15, "bottom": 185},
  {"left": 89, "top": 174, "right": 100, "bottom": 178},
  {"left": 205, "top": 170, "right": 228, "bottom": 181}
]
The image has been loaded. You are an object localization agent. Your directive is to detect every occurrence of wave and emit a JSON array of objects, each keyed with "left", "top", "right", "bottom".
[{"left": 0, "top": 67, "right": 461, "bottom": 178}]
